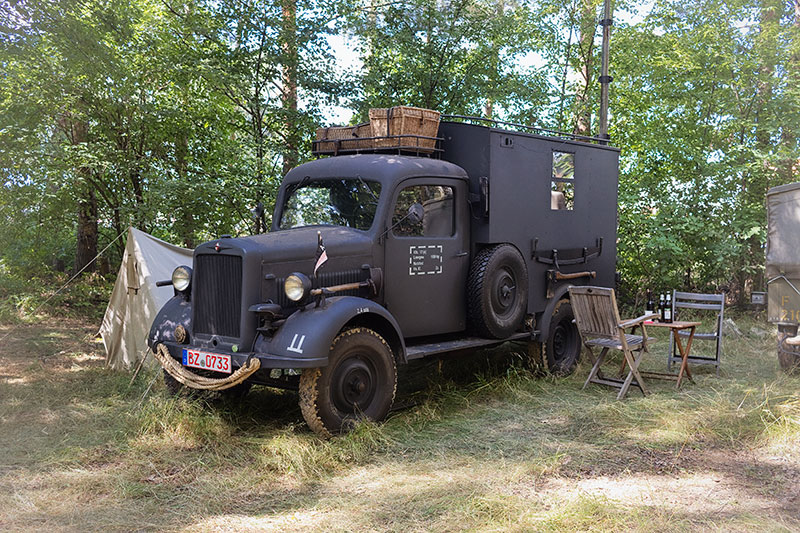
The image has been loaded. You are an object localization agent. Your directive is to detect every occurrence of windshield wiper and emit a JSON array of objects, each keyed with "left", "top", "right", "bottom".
[{"left": 357, "top": 175, "right": 379, "bottom": 204}]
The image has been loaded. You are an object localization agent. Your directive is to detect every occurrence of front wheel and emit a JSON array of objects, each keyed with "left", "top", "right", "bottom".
[
  {"left": 544, "top": 299, "right": 582, "bottom": 375},
  {"left": 299, "top": 328, "right": 397, "bottom": 437}
]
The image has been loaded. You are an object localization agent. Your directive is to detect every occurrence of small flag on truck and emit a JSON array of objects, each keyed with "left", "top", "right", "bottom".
[{"left": 314, "top": 231, "right": 328, "bottom": 277}]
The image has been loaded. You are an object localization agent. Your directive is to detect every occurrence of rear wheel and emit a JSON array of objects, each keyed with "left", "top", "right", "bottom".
[
  {"left": 299, "top": 328, "right": 397, "bottom": 437},
  {"left": 545, "top": 299, "right": 582, "bottom": 375}
]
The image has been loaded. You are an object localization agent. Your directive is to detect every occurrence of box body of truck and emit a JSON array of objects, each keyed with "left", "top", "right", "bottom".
[{"left": 439, "top": 122, "right": 618, "bottom": 320}]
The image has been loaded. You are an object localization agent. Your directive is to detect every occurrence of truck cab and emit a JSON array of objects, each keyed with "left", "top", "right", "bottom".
[{"left": 148, "top": 118, "right": 619, "bottom": 436}]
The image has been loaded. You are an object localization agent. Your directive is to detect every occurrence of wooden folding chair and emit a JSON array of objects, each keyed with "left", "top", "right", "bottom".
[
  {"left": 569, "top": 286, "right": 655, "bottom": 400},
  {"left": 668, "top": 291, "right": 724, "bottom": 375}
]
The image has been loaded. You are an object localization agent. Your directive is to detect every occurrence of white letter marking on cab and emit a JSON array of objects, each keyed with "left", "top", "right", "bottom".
[{"left": 287, "top": 334, "right": 306, "bottom": 353}]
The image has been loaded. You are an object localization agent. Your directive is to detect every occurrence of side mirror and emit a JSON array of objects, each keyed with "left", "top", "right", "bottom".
[
  {"left": 252, "top": 201, "right": 266, "bottom": 234},
  {"left": 407, "top": 203, "right": 424, "bottom": 224}
]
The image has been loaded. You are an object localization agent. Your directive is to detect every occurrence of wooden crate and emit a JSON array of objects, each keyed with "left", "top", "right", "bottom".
[{"left": 368, "top": 106, "right": 440, "bottom": 151}]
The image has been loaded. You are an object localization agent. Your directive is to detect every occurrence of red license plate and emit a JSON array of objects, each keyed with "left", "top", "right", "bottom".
[{"left": 182, "top": 348, "right": 232, "bottom": 374}]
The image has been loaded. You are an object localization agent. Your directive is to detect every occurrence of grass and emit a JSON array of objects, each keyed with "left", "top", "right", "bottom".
[{"left": 1, "top": 311, "right": 799, "bottom": 532}]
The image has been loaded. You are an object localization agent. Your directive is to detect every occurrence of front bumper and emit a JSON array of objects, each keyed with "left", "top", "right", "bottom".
[{"left": 159, "top": 341, "right": 328, "bottom": 372}]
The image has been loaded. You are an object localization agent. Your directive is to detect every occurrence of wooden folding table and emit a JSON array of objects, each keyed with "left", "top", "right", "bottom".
[{"left": 638, "top": 320, "right": 701, "bottom": 388}]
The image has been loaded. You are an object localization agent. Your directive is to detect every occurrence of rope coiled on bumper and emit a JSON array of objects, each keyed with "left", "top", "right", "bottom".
[{"left": 153, "top": 344, "right": 261, "bottom": 391}]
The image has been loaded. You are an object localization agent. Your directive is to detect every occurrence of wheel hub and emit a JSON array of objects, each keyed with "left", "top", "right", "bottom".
[
  {"left": 332, "top": 356, "right": 377, "bottom": 414},
  {"left": 552, "top": 318, "right": 578, "bottom": 364},
  {"left": 491, "top": 268, "right": 517, "bottom": 317}
]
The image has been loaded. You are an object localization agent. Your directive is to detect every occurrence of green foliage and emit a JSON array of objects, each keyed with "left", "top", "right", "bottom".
[
  {"left": 347, "top": 0, "right": 551, "bottom": 120},
  {"left": 0, "top": 266, "right": 114, "bottom": 323},
  {"left": 612, "top": 0, "right": 800, "bottom": 303},
  {"left": 0, "top": 0, "right": 346, "bottom": 277},
  {"left": 0, "top": 0, "right": 798, "bottom": 304}
]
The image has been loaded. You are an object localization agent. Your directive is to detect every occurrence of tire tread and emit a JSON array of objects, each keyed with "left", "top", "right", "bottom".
[
  {"left": 467, "top": 246, "right": 497, "bottom": 338},
  {"left": 467, "top": 244, "right": 528, "bottom": 339},
  {"left": 299, "top": 327, "right": 396, "bottom": 437}
]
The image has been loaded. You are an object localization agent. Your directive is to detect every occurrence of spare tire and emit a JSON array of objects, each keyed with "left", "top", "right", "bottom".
[{"left": 467, "top": 244, "right": 528, "bottom": 339}]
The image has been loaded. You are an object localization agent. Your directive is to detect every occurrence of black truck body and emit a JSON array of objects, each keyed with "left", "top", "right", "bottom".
[{"left": 148, "top": 119, "right": 620, "bottom": 435}]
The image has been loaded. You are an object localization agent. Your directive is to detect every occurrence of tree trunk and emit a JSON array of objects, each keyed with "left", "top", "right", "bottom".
[
  {"left": 130, "top": 169, "right": 145, "bottom": 230},
  {"left": 573, "top": 0, "right": 598, "bottom": 136},
  {"left": 735, "top": 0, "right": 783, "bottom": 304},
  {"left": 281, "top": 0, "right": 298, "bottom": 176},
  {"left": 59, "top": 116, "right": 98, "bottom": 275},
  {"left": 754, "top": 0, "right": 779, "bottom": 157},
  {"left": 175, "top": 131, "right": 195, "bottom": 247},
  {"left": 483, "top": 0, "right": 504, "bottom": 120},
  {"left": 782, "top": 0, "right": 800, "bottom": 183},
  {"left": 75, "top": 187, "right": 98, "bottom": 274}
]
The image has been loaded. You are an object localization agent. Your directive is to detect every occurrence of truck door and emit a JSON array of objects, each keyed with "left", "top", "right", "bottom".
[{"left": 384, "top": 178, "right": 470, "bottom": 338}]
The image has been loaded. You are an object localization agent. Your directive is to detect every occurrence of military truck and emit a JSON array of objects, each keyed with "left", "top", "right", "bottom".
[
  {"left": 766, "top": 182, "right": 800, "bottom": 372},
  {"left": 148, "top": 117, "right": 619, "bottom": 436}
]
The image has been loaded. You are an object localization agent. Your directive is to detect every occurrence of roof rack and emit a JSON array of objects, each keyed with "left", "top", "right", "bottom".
[
  {"left": 442, "top": 115, "right": 612, "bottom": 145},
  {"left": 311, "top": 134, "right": 443, "bottom": 158}
]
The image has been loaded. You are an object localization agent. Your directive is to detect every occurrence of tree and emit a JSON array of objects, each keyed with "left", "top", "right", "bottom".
[
  {"left": 611, "top": 0, "right": 800, "bottom": 303},
  {"left": 164, "top": 0, "right": 345, "bottom": 206},
  {"left": 0, "top": 0, "right": 251, "bottom": 271},
  {"left": 349, "top": 0, "right": 550, "bottom": 121}
]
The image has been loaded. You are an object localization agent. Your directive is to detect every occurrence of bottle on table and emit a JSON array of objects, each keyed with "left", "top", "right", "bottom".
[
  {"left": 664, "top": 293, "right": 673, "bottom": 323},
  {"left": 646, "top": 290, "right": 655, "bottom": 316},
  {"left": 658, "top": 293, "right": 666, "bottom": 322}
]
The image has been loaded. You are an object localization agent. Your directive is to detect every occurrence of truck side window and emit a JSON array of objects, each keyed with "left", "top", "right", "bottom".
[
  {"left": 392, "top": 185, "right": 454, "bottom": 237},
  {"left": 551, "top": 151, "right": 575, "bottom": 210}
]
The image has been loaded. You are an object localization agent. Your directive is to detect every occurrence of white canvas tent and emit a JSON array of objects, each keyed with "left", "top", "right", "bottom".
[{"left": 100, "top": 227, "right": 193, "bottom": 370}]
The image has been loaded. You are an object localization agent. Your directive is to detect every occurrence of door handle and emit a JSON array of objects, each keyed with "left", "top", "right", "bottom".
[{"left": 455, "top": 251, "right": 469, "bottom": 257}]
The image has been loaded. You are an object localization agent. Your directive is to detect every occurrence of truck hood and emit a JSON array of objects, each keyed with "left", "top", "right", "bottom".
[{"left": 194, "top": 226, "right": 374, "bottom": 264}]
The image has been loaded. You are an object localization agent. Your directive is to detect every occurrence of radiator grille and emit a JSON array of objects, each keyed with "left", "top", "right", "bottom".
[
  {"left": 194, "top": 254, "right": 242, "bottom": 337},
  {"left": 277, "top": 269, "right": 365, "bottom": 307}
]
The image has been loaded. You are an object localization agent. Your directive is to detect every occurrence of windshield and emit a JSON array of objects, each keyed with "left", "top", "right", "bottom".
[{"left": 279, "top": 178, "right": 382, "bottom": 231}]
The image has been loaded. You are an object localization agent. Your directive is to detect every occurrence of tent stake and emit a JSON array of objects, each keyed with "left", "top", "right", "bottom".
[{"left": 128, "top": 348, "right": 150, "bottom": 388}]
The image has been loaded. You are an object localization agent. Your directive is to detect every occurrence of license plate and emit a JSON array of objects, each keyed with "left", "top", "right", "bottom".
[{"left": 182, "top": 348, "right": 232, "bottom": 374}]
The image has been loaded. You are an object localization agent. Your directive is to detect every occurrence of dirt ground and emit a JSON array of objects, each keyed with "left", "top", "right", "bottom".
[{"left": 1, "top": 316, "right": 799, "bottom": 532}]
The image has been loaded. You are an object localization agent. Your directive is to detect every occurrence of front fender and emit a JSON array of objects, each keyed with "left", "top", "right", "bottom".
[
  {"left": 148, "top": 295, "right": 192, "bottom": 350},
  {"left": 255, "top": 296, "right": 405, "bottom": 367}
]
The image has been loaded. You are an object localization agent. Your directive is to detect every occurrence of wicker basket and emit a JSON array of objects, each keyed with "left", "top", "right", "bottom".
[
  {"left": 368, "top": 106, "right": 441, "bottom": 151},
  {"left": 352, "top": 123, "right": 372, "bottom": 149},
  {"left": 315, "top": 123, "right": 373, "bottom": 151}
]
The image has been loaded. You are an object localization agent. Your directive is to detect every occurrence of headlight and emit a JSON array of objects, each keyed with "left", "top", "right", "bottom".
[
  {"left": 284, "top": 272, "right": 311, "bottom": 302},
  {"left": 172, "top": 265, "right": 192, "bottom": 293}
]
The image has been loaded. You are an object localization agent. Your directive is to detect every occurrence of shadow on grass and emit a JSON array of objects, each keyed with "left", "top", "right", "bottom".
[{"left": 3, "top": 315, "right": 800, "bottom": 530}]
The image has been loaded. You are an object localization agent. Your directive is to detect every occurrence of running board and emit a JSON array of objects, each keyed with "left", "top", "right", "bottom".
[{"left": 405, "top": 332, "right": 531, "bottom": 360}]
